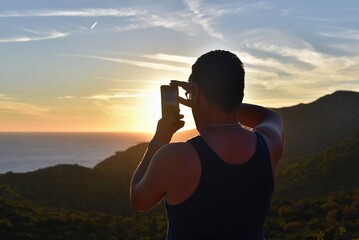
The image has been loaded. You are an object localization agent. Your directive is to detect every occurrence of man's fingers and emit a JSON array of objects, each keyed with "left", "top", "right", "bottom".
[
  {"left": 177, "top": 96, "right": 192, "bottom": 107},
  {"left": 170, "top": 80, "right": 191, "bottom": 92}
]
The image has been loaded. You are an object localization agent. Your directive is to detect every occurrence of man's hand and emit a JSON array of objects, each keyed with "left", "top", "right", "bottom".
[
  {"left": 153, "top": 114, "right": 185, "bottom": 145},
  {"left": 170, "top": 80, "right": 193, "bottom": 108}
]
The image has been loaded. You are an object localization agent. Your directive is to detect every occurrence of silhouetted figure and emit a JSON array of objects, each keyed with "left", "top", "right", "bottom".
[{"left": 130, "top": 50, "right": 284, "bottom": 240}]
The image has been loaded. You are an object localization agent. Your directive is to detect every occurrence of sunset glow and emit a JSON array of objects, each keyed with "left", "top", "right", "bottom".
[{"left": 1, "top": 0, "right": 358, "bottom": 132}]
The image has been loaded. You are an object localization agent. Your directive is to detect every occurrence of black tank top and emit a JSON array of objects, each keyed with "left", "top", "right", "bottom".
[{"left": 165, "top": 132, "right": 274, "bottom": 240}]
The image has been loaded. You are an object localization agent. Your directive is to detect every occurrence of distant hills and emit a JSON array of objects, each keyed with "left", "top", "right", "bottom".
[{"left": 275, "top": 90, "right": 359, "bottom": 162}]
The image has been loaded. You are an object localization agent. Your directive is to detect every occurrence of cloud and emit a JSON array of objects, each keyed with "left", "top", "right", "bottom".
[
  {"left": 236, "top": 28, "right": 359, "bottom": 97},
  {"left": 327, "top": 44, "right": 359, "bottom": 54},
  {"left": 109, "top": 1, "right": 248, "bottom": 38},
  {"left": 245, "top": 39, "right": 359, "bottom": 79},
  {"left": 0, "top": 30, "right": 69, "bottom": 43},
  {"left": 182, "top": 0, "right": 223, "bottom": 39},
  {"left": 56, "top": 90, "right": 148, "bottom": 101},
  {"left": 0, "top": 100, "right": 51, "bottom": 118},
  {"left": 60, "top": 54, "right": 190, "bottom": 74},
  {"left": 143, "top": 53, "right": 196, "bottom": 65},
  {"left": 108, "top": 10, "right": 195, "bottom": 36},
  {"left": 0, "top": 93, "right": 18, "bottom": 100},
  {"left": 115, "top": 12, "right": 205, "bottom": 37},
  {"left": 0, "top": 93, "right": 56, "bottom": 118},
  {"left": 182, "top": 0, "right": 239, "bottom": 39},
  {"left": 0, "top": 8, "right": 145, "bottom": 18},
  {"left": 181, "top": 0, "right": 273, "bottom": 39},
  {"left": 291, "top": 16, "right": 333, "bottom": 22},
  {"left": 0, "top": 2, "right": 261, "bottom": 40},
  {"left": 85, "top": 92, "right": 146, "bottom": 100},
  {"left": 56, "top": 96, "right": 75, "bottom": 99},
  {"left": 93, "top": 76, "right": 160, "bottom": 84},
  {"left": 319, "top": 28, "right": 359, "bottom": 41}
]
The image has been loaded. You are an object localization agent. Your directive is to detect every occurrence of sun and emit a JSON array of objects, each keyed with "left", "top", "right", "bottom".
[{"left": 136, "top": 81, "right": 195, "bottom": 133}]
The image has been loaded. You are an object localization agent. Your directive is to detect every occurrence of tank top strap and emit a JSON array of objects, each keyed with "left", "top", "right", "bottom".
[{"left": 187, "top": 136, "right": 220, "bottom": 171}]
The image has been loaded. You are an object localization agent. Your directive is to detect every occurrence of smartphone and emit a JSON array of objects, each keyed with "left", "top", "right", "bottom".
[{"left": 161, "top": 85, "right": 179, "bottom": 118}]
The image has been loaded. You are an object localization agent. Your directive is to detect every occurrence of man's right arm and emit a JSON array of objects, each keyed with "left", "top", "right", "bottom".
[{"left": 238, "top": 103, "right": 284, "bottom": 166}]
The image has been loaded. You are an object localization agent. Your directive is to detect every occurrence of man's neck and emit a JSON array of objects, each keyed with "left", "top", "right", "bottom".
[{"left": 196, "top": 111, "right": 239, "bottom": 133}]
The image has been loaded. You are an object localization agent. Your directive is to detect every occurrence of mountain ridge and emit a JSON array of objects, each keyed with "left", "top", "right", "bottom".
[{"left": 275, "top": 90, "right": 359, "bottom": 161}]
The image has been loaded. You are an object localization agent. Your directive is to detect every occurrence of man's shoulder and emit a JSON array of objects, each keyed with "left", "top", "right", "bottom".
[
  {"left": 155, "top": 140, "right": 197, "bottom": 166},
  {"left": 161, "top": 141, "right": 194, "bottom": 155}
]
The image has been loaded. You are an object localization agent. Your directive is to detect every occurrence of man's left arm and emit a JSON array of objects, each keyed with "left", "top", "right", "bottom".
[
  {"left": 130, "top": 143, "right": 165, "bottom": 211},
  {"left": 130, "top": 116, "right": 184, "bottom": 211}
]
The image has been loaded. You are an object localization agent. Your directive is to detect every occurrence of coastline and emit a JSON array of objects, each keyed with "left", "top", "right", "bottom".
[{"left": 0, "top": 132, "right": 151, "bottom": 174}]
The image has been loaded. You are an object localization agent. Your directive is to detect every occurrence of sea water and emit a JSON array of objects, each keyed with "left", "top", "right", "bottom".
[{"left": 0, "top": 132, "right": 151, "bottom": 174}]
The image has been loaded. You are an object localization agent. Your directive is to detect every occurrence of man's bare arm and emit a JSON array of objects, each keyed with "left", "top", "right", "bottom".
[
  {"left": 130, "top": 116, "right": 184, "bottom": 211},
  {"left": 238, "top": 103, "right": 284, "bottom": 165}
]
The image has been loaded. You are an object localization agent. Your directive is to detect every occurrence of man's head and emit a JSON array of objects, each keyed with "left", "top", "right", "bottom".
[{"left": 189, "top": 50, "right": 245, "bottom": 112}]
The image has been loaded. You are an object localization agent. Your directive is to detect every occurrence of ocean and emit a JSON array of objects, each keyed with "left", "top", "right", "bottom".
[{"left": 0, "top": 132, "right": 151, "bottom": 174}]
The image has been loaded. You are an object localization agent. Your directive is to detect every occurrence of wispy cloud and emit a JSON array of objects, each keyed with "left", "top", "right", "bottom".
[
  {"left": 327, "top": 44, "right": 359, "bottom": 54},
  {"left": 319, "top": 28, "right": 359, "bottom": 40},
  {"left": 109, "top": 1, "right": 250, "bottom": 38},
  {"left": 143, "top": 53, "right": 196, "bottom": 65},
  {"left": 56, "top": 90, "right": 149, "bottom": 101},
  {"left": 0, "top": 8, "right": 145, "bottom": 18},
  {"left": 291, "top": 16, "right": 333, "bottom": 22},
  {"left": 0, "top": 100, "right": 51, "bottom": 118},
  {"left": 0, "top": 2, "right": 261, "bottom": 40},
  {"left": 113, "top": 12, "right": 203, "bottom": 37},
  {"left": 182, "top": 0, "right": 224, "bottom": 39},
  {"left": 88, "top": 55, "right": 190, "bottom": 73},
  {"left": 85, "top": 92, "right": 146, "bottom": 100},
  {"left": 182, "top": 0, "right": 273, "bottom": 39},
  {"left": 56, "top": 96, "right": 75, "bottom": 99},
  {"left": 0, "top": 93, "right": 55, "bottom": 118},
  {"left": 0, "top": 93, "right": 18, "bottom": 101},
  {"left": 0, "top": 30, "right": 69, "bottom": 43},
  {"left": 60, "top": 54, "right": 190, "bottom": 74},
  {"left": 236, "top": 28, "right": 359, "bottom": 97},
  {"left": 246, "top": 40, "right": 359, "bottom": 77},
  {"left": 182, "top": 0, "right": 245, "bottom": 39},
  {"left": 93, "top": 76, "right": 160, "bottom": 84}
]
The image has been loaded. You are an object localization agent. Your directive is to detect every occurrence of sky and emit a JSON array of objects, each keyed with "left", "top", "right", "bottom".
[{"left": 1, "top": 0, "right": 359, "bottom": 133}]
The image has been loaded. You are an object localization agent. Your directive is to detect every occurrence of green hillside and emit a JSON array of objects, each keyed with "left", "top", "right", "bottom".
[
  {"left": 0, "top": 143, "right": 149, "bottom": 214},
  {"left": 0, "top": 184, "right": 167, "bottom": 240},
  {"left": 275, "top": 131, "right": 359, "bottom": 200},
  {"left": 1, "top": 131, "right": 358, "bottom": 239}
]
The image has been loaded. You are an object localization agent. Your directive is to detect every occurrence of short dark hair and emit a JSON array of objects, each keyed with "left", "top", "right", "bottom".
[{"left": 189, "top": 50, "right": 245, "bottom": 112}]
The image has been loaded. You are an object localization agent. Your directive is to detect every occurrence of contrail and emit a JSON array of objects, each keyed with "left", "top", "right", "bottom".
[{"left": 90, "top": 21, "right": 98, "bottom": 29}]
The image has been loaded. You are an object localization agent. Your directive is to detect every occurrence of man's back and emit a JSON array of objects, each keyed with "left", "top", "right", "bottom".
[{"left": 165, "top": 131, "right": 274, "bottom": 240}]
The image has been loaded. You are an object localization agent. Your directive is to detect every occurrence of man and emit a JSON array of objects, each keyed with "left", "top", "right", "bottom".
[{"left": 130, "top": 50, "right": 284, "bottom": 239}]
